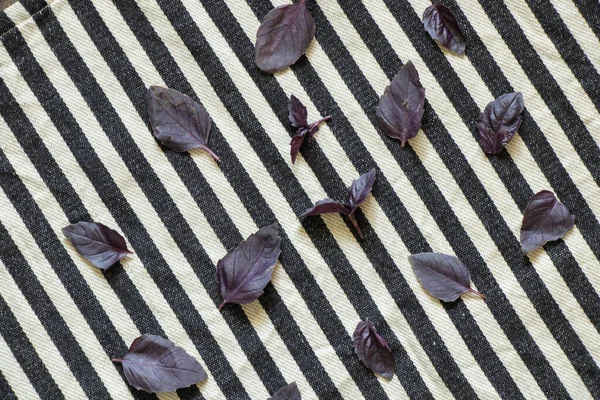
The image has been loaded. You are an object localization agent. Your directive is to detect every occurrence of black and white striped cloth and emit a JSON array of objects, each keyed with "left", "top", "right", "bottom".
[{"left": 0, "top": 0, "right": 599, "bottom": 398}]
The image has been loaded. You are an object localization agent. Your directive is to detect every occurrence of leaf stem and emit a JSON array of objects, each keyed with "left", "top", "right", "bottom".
[
  {"left": 348, "top": 214, "right": 365, "bottom": 240},
  {"left": 112, "top": 358, "right": 124, "bottom": 363},
  {"left": 218, "top": 301, "right": 226, "bottom": 311},
  {"left": 203, "top": 146, "right": 221, "bottom": 162},
  {"left": 313, "top": 115, "right": 332, "bottom": 127},
  {"left": 467, "top": 287, "right": 486, "bottom": 300}
]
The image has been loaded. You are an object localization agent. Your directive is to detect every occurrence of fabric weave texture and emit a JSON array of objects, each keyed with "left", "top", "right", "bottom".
[{"left": 0, "top": 0, "right": 599, "bottom": 399}]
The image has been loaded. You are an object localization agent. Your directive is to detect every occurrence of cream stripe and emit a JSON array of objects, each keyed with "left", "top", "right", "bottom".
[
  {"left": 3, "top": 5, "right": 258, "bottom": 398},
  {"left": 51, "top": 1, "right": 330, "bottom": 398},
  {"left": 368, "top": 0, "right": 596, "bottom": 396},
  {"left": 502, "top": 0, "right": 600, "bottom": 147},
  {"left": 0, "top": 203, "right": 102, "bottom": 400},
  {"left": 104, "top": 0, "right": 368, "bottom": 396},
  {"left": 0, "top": 334, "right": 39, "bottom": 399}
]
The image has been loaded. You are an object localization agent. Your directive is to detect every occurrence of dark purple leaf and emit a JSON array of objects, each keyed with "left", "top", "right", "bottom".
[
  {"left": 287, "top": 95, "right": 331, "bottom": 164},
  {"left": 289, "top": 95, "right": 308, "bottom": 128},
  {"left": 290, "top": 131, "right": 308, "bottom": 164},
  {"left": 268, "top": 382, "right": 301, "bottom": 400},
  {"left": 255, "top": 0, "right": 315, "bottom": 73},
  {"left": 376, "top": 61, "right": 426, "bottom": 147},
  {"left": 408, "top": 252, "right": 485, "bottom": 302},
  {"left": 299, "top": 170, "right": 375, "bottom": 239},
  {"left": 62, "top": 222, "right": 132, "bottom": 270},
  {"left": 477, "top": 92, "right": 524, "bottom": 154},
  {"left": 146, "top": 86, "right": 220, "bottom": 161},
  {"left": 422, "top": 3, "right": 466, "bottom": 55},
  {"left": 217, "top": 223, "right": 281, "bottom": 309},
  {"left": 346, "top": 169, "right": 376, "bottom": 212},
  {"left": 520, "top": 190, "right": 575, "bottom": 254},
  {"left": 299, "top": 199, "right": 350, "bottom": 218},
  {"left": 353, "top": 319, "right": 395, "bottom": 380},
  {"left": 113, "top": 334, "right": 207, "bottom": 393}
]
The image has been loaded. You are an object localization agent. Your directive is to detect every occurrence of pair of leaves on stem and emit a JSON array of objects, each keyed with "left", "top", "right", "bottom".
[
  {"left": 255, "top": 0, "right": 315, "bottom": 73},
  {"left": 217, "top": 224, "right": 282, "bottom": 309},
  {"left": 376, "top": 62, "right": 426, "bottom": 148},
  {"left": 288, "top": 95, "right": 331, "bottom": 164},
  {"left": 269, "top": 382, "right": 301, "bottom": 400},
  {"left": 147, "top": 86, "right": 220, "bottom": 161},
  {"left": 521, "top": 191, "right": 575, "bottom": 254},
  {"left": 423, "top": 3, "right": 466, "bottom": 55},
  {"left": 409, "top": 253, "right": 485, "bottom": 302},
  {"left": 113, "top": 335, "right": 207, "bottom": 393},
  {"left": 353, "top": 319, "right": 395, "bottom": 380},
  {"left": 477, "top": 92, "right": 524, "bottom": 154},
  {"left": 62, "top": 222, "right": 132, "bottom": 270},
  {"left": 300, "top": 169, "right": 376, "bottom": 239}
]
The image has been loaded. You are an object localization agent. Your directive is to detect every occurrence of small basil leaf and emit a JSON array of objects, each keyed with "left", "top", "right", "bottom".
[
  {"left": 345, "top": 169, "right": 376, "bottom": 212},
  {"left": 287, "top": 95, "right": 331, "bottom": 164},
  {"left": 268, "top": 382, "right": 301, "bottom": 400},
  {"left": 353, "top": 319, "right": 395, "bottom": 380},
  {"left": 408, "top": 252, "right": 485, "bottom": 302},
  {"left": 62, "top": 222, "right": 132, "bottom": 270},
  {"left": 290, "top": 130, "right": 308, "bottom": 165},
  {"left": 146, "top": 86, "right": 220, "bottom": 161},
  {"left": 477, "top": 92, "right": 524, "bottom": 154},
  {"left": 113, "top": 334, "right": 207, "bottom": 393},
  {"left": 520, "top": 190, "right": 575, "bottom": 254},
  {"left": 376, "top": 61, "right": 426, "bottom": 147},
  {"left": 422, "top": 3, "right": 466, "bottom": 55},
  {"left": 217, "top": 224, "right": 281, "bottom": 309},
  {"left": 255, "top": 0, "right": 315, "bottom": 73},
  {"left": 289, "top": 94, "right": 308, "bottom": 128}
]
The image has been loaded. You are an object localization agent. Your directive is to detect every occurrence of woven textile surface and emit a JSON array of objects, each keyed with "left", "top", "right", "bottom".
[{"left": 0, "top": 0, "right": 599, "bottom": 398}]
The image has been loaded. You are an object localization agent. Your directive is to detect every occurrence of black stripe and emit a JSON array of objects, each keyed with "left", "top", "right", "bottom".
[
  {"left": 524, "top": 0, "right": 600, "bottom": 111},
  {"left": 571, "top": 0, "right": 600, "bottom": 42},
  {"left": 0, "top": 294, "right": 63, "bottom": 400},
  {"left": 0, "top": 370, "right": 17, "bottom": 400},
  {"left": 0, "top": 8, "right": 245, "bottom": 399},
  {"left": 78, "top": 0, "right": 384, "bottom": 397},
  {"left": 183, "top": 0, "right": 489, "bottom": 397},
  {"left": 370, "top": 0, "right": 600, "bottom": 395}
]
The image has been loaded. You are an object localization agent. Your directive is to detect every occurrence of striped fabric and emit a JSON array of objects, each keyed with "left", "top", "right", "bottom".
[{"left": 0, "top": 0, "right": 599, "bottom": 398}]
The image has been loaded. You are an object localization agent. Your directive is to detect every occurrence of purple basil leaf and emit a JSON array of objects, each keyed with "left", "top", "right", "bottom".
[
  {"left": 62, "top": 222, "right": 132, "bottom": 270},
  {"left": 268, "top": 382, "right": 301, "bottom": 400},
  {"left": 217, "top": 223, "right": 281, "bottom": 309},
  {"left": 422, "top": 3, "right": 467, "bottom": 55},
  {"left": 520, "top": 190, "right": 575, "bottom": 254},
  {"left": 290, "top": 130, "right": 308, "bottom": 164},
  {"left": 255, "top": 0, "right": 315, "bottom": 73},
  {"left": 353, "top": 319, "right": 395, "bottom": 380},
  {"left": 477, "top": 92, "right": 524, "bottom": 154},
  {"left": 146, "top": 86, "right": 220, "bottom": 161},
  {"left": 113, "top": 334, "right": 207, "bottom": 393},
  {"left": 376, "top": 61, "right": 426, "bottom": 147},
  {"left": 289, "top": 94, "right": 308, "bottom": 128},
  {"left": 408, "top": 252, "right": 485, "bottom": 302},
  {"left": 287, "top": 95, "right": 331, "bottom": 164},
  {"left": 299, "top": 199, "right": 350, "bottom": 218},
  {"left": 345, "top": 169, "right": 376, "bottom": 212}
]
